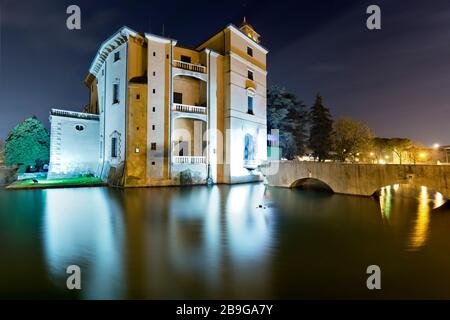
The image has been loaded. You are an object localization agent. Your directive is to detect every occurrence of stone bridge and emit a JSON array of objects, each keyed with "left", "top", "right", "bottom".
[{"left": 260, "top": 161, "right": 450, "bottom": 198}]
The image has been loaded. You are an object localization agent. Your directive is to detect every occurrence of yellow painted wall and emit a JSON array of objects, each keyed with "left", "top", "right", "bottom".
[
  {"left": 173, "top": 76, "right": 204, "bottom": 106},
  {"left": 173, "top": 47, "right": 201, "bottom": 64},
  {"left": 125, "top": 35, "right": 148, "bottom": 186}
]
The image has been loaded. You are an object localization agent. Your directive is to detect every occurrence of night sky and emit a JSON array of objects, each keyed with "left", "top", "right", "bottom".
[{"left": 0, "top": 0, "right": 449, "bottom": 146}]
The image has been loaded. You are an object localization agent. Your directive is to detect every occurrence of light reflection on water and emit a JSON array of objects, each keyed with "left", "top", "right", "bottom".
[
  {"left": 378, "top": 185, "right": 447, "bottom": 251},
  {"left": 1, "top": 183, "right": 450, "bottom": 299}
]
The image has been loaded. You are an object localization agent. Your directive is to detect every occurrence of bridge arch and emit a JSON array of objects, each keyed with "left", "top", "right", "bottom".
[
  {"left": 290, "top": 178, "right": 334, "bottom": 193},
  {"left": 260, "top": 161, "right": 450, "bottom": 201}
]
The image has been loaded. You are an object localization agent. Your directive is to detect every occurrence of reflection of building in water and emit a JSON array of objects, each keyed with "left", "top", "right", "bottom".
[
  {"left": 43, "top": 188, "right": 124, "bottom": 299},
  {"left": 110, "top": 184, "right": 273, "bottom": 299}
]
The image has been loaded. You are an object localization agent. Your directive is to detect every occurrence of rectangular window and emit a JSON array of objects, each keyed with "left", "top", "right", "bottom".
[
  {"left": 248, "top": 96, "right": 254, "bottom": 115},
  {"left": 114, "top": 51, "right": 120, "bottom": 62},
  {"left": 153, "top": 51, "right": 156, "bottom": 57},
  {"left": 153, "top": 89, "right": 156, "bottom": 94},
  {"left": 111, "top": 138, "right": 118, "bottom": 158},
  {"left": 248, "top": 70, "right": 254, "bottom": 81},
  {"left": 153, "top": 71, "right": 156, "bottom": 76},
  {"left": 247, "top": 46, "right": 253, "bottom": 57},
  {"left": 151, "top": 143, "right": 157, "bottom": 151},
  {"left": 152, "top": 125, "right": 155, "bottom": 130},
  {"left": 152, "top": 107, "right": 156, "bottom": 112},
  {"left": 180, "top": 55, "right": 192, "bottom": 63},
  {"left": 136, "top": 94, "right": 140, "bottom": 100},
  {"left": 173, "top": 92, "right": 183, "bottom": 104},
  {"left": 113, "top": 83, "right": 119, "bottom": 104}
]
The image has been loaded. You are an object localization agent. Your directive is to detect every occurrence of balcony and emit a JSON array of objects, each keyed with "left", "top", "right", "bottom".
[
  {"left": 172, "top": 103, "right": 206, "bottom": 115},
  {"left": 173, "top": 156, "right": 206, "bottom": 165},
  {"left": 173, "top": 60, "right": 206, "bottom": 74}
]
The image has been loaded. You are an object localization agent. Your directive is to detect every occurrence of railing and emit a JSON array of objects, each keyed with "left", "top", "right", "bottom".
[
  {"left": 173, "top": 60, "right": 207, "bottom": 73},
  {"left": 173, "top": 156, "right": 206, "bottom": 165},
  {"left": 172, "top": 103, "right": 207, "bottom": 114},
  {"left": 51, "top": 109, "right": 100, "bottom": 121}
]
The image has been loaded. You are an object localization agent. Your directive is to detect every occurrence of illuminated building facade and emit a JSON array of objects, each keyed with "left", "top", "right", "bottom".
[
  {"left": 49, "top": 19, "right": 268, "bottom": 186},
  {"left": 48, "top": 109, "right": 100, "bottom": 178}
]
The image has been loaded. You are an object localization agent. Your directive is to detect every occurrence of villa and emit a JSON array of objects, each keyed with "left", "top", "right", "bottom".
[{"left": 48, "top": 19, "right": 268, "bottom": 187}]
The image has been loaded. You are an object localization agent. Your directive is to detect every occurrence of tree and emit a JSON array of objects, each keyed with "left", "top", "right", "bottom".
[
  {"left": 372, "top": 138, "right": 390, "bottom": 163},
  {"left": 389, "top": 138, "right": 413, "bottom": 164},
  {"left": 372, "top": 137, "right": 416, "bottom": 164},
  {"left": 407, "top": 141, "right": 424, "bottom": 164},
  {"left": 267, "top": 86, "right": 299, "bottom": 159},
  {"left": 286, "top": 92, "right": 309, "bottom": 156},
  {"left": 0, "top": 139, "right": 4, "bottom": 165},
  {"left": 334, "top": 117, "right": 374, "bottom": 162},
  {"left": 308, "top": 94, "right": 334, "bottom": 161},
  {"left": 5, "top": 117, "right": 50, "bottom": 169}
]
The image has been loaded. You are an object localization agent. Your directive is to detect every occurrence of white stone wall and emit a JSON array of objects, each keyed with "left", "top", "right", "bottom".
[
  {"left": 225, "top": 29, "right": 268, "bottom": 183},
  {"left": 147, "top": 35, "right": 170, "bottom": 179},
  {"left": 48, "top": 115, "right": 100, "bottom": 178},
  {"left": 98, "top": 43, "right": 128, "bottom": 179},
  {"left": 207, "top": 51, "right": 219, "bottom": 183}
]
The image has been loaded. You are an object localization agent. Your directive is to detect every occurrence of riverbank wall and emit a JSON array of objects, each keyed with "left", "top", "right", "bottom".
[{"left": 0, "top": 167, "right": 18, "bottom": 187}]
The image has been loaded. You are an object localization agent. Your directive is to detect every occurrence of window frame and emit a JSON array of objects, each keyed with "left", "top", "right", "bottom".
[
  {"left": 173, "top": 92, "right": 183, "bottom": 104},
  {"left": 114, "top": 51, "right": 120, "bottom": 62},
  {"left": 111, "top": 137, "right": 118, "bottom": 158},
  {"left": 247, "top": 46, "right": 253, "bottom": 57},
  {"left": 248, "top": 69, "right": 254, "bottom": 81},
  {"left": 112, "top": 83, "right": 120, "bottom": 104},
  {"left": 180, "top": 55, "right": 192, "bottom": 63}
]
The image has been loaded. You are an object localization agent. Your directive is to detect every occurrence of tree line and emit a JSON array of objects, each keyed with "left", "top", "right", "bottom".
[{"left": 267, "top": 85, "right": 423, "bottom": 163}]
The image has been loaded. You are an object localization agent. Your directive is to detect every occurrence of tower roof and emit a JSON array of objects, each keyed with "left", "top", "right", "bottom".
[{"left": 238, "top": 17, "right": 260, "bottom": 43}]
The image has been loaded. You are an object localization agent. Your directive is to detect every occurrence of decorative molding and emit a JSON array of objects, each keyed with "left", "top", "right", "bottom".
[{"left": 89, "top": 26, "right": 138, "bottom": 77}]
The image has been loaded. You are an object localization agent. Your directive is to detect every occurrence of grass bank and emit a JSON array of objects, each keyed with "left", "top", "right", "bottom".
[{"left": 6, "top": 177, "right": 106, "bottom": 190}]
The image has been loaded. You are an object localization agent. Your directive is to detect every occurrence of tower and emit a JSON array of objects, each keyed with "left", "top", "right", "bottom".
[{"left": 239, "top": 17, "right": 261, "bottom": 43}]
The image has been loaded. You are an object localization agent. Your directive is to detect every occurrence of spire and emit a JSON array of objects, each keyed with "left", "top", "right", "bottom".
[{"left": 239, "top": 17, "right": 260, "bottom": 43}]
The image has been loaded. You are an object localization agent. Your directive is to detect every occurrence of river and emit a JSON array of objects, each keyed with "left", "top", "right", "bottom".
[{"left": 0, "top": 183, "right": 449, "bottom": 299}]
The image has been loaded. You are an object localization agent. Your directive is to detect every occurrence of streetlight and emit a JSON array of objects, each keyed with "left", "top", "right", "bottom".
[{"left": 433, "top": 143, "right": 440, "bottom": 149}]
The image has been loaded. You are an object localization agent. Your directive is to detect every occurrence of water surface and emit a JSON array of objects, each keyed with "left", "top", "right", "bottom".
[{"left": 0, "top": 183, "right": 449, "bottom": 299}]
